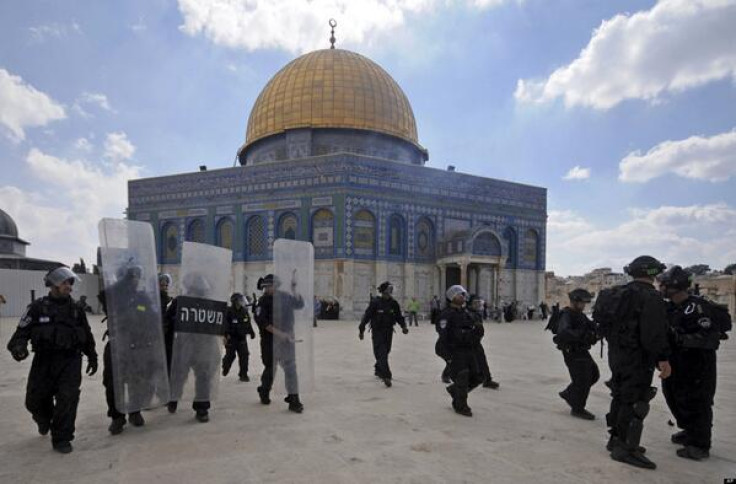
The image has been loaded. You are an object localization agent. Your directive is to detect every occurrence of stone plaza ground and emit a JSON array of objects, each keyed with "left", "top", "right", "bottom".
[{"left": 1, "top": 315, "right": 734, "bottom": 483}]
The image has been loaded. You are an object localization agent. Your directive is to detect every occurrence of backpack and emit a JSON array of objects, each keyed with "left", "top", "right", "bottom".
[
  {"left": 544, "top": 305, "right": 562, "bottom": 334},
  {"left": 695, "top": 296, "right": 732, "bottom": 336},
  {"left": 592, "top": 285, "right": 633, "bottom": 339}
]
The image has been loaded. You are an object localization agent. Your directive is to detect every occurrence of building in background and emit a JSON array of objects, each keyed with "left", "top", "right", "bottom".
[{"left": 128, "top": 47, "right": 547, "bottom": 317}]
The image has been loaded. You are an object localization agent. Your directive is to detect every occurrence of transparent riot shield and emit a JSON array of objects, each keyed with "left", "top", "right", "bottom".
[
  {"left": 98, "top": 218, "right": 170, "bottom": 414},
  {"left": 273, "top": 239, "right": 314, "bottom": 395},
  {"left": 170, "top": 242, "right": 231, "bottom": 404}
]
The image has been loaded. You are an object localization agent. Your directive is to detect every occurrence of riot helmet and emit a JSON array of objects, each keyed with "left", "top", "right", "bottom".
[
  {"left": 116, "top": 261, "right": 143, "bottom": 282},
  {"left": 257, "top": 274, "right": 276, "bottom": 291},
  {"left": 230, "top": 292, "right": 246, "bottom": 306},
  {"left": 468, "top": 294, "right": 484, "bottom": 311},
  {"left": 624, "top": 255, "right": 666, "bottom": 278},
  {"left": 568, "top": 288, "right": 593, "bottom": 303},
  {"left": 158, "top": 273, "right": 172, "bottom": 287},
  {"left": 446, "top": 285, "right": 467, "bottom": 302},
  {"left": 658, "top": 265, "right": 692, "bottom": 291},
  {"left": 182, "top": 272, "right": 211, "bottom": 297},
  {"left": 377, "top": 281, "right": 393, "bottom": 295},
  {"left": 44, "top": 266, "right": 79, "bottom": 287}
]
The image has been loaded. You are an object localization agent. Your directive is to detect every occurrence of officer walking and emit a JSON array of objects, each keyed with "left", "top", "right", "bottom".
[
  {"left": 467, "top": 295, "right": 500, "bottom": 389},
  {"left": 159, "top": 273, "right": 173, "bottom": 370},
  {"left": 6, "top": 266, "right": 98, "bottom": 453},
  {"left": 255, "top": 274, "right": 305, "bottom": 413},
  {"left": 554, "top": 289, "right": 599, "bottom": 420},
  {"left": 222, "top": 292, "right": 256, "bottom": 382},
  {"left": 359, "top": 281, "right": 409, "bottom": 387},
  {"left": 437, "top": 285, "right": 484, "bottom": 416},
  {"left": 659, "top": 265, "right": 732, "bottom": 461},
  {"left": 598, "top": 255, "right": 671, "bottom": 470}
]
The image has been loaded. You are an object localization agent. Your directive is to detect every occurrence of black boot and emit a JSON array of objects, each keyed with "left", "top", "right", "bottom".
[
  {"left": 382, "top": 377, "right": 392, "bottom": 388},
  {"left": 610, "top": 446, "right": 656, "bottom": 470},
  {"left": 36, "top": 419, "right": 50, "bottom": 436},
  {"left": 108, "top": 417, "right": 126, "bottom": 435},
  {"left": 195, "top": 410, "right": 209, "bottom": 423},
  {"left": 676, "top": 445, "right": 709, "bottom": 461},
  {"left": 167, "top": 401, "right": 178, "bottom": 414},
  {"left": 257, "top": 386, "right": 271, "bottom": 405},
  {"left": 671, "top": 430, "right": 688, "bottom": 445},
  {"left": 52, "top": 441, "right": 73, "bottom": 454},
  {"left": 285, "top": 394, "right": 304, "bottom": 413},
  {"left": 128, "top": 412, "right": 145, "bottom": 427},
  {"left": 570, "top": 408, "right": 595, "bottom": 420}
]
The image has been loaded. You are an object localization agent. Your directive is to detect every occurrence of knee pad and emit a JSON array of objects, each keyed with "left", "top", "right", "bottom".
[{"left": 632, "top": 400, "right": 650, "bottom": 420}]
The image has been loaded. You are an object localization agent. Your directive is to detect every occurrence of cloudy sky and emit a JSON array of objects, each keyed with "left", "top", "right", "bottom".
[{"left": 1, "top": 0, "right": 734, "bottom": 276}]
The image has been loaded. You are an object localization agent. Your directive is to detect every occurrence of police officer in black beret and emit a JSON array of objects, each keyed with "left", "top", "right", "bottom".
[
  {"left": 660, "top": 265, "right": 732, "bottom": 461},
  {"left": 7, "top": 266, "right": 98, "bottom": 453},
  {"left": 359, "top": 281, "right": 408, "bottom": 387},
  {"left": 554, "top": 288, "right": 599, "bottom": 420},
  {"left": 222, "top": 292, "right": 256, "bottom": 382}
]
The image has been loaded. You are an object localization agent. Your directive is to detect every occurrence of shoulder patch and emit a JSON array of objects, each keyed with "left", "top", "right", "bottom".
[{"left": 439, "top": 319, "right": 447, "bottom": 329}]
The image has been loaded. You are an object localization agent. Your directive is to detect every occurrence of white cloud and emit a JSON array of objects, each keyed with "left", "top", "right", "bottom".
[
  {"left": 0, "top": 149, "right": 141, "bottom": 265},
  {"left": 72, "top": 92, "right": 115, "bottom": 118},
  {"left": 177, "top": 0, "right": 517, "bottom": 53},
  {"left": 29, "top": 22, "right": 82, "bottom": 43},
  {"left": 103, "top": 132, "right": 136, "bottom": 162},
  {"left": 515, "top": 0, "right": 736, "bottom": 109},
  {"left": 0, "top": 69, "right": 66, "bottom": 141},
  {"left": 562, "top": 165, "right": 590, "bottom": 180},
  {"left": 131, "top": 16, "right": 147, "bottom": 33},
  {"left": 619, "top": 128, "right": 736, "bottom": 183},
  {"left": 74, "top": 137, "right": 93, "bottom": 152},
  {"left": 547, "top": 203, "right": 736, "bottom": 276}
]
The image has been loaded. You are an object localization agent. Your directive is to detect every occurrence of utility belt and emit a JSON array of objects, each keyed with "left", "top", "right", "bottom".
[{"left": 674, "top": 330, "right": 721, "bottom": 351}]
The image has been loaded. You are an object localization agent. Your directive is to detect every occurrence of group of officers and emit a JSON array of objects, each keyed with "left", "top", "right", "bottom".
[
  {"left": 549, "top": 255, "right": 731, "bottom": 470},
  {"left": 5, "top": 255, "right": 732, "bottom": 473}
]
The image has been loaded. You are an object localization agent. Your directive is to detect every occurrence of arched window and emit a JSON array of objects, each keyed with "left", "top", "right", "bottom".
[
  {"left": 388, "top": 214, "right": 405, "bottom": 257},
  {"left": 503, "top": 227, "right": 518, "bottom": 268},
  {"left": 187, "top": 218, "right": 205, "bottom": 243},
  {"left": 278, "top": 212, "right": 298, "bottom": 240},
  {"left": 415, "top": 217, "right": 435, "bottom": 259},
  {"left": 311, "top": 209, "right": 334, "bottom": 257},
  {"left": 523, "top": 229, "right": 539, "bottom": 269},
  {"left": 353, "top": 209, "right": 376, "bottom": 257},
  {"left": 161, "top": 223, "right": 179, "bottom": 263},
  {"left": 472, "top": 232, "right": 501, "bottom": 256},
  {"left": 216, "top": 218, "right": 233, "bottom": 249},
  {"left": 246, "top": 215, "right": 266, "bottom": 258}
]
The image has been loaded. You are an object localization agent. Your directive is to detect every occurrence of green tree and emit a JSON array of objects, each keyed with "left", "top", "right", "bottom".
[
  {"left": 684, "top": 264, "right": 710, "bottom": 276},
  {"left": 724, "top": 263, "right": 736, "bottom": 275}
]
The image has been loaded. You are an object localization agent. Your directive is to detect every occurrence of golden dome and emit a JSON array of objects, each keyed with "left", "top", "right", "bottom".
[{"left": 245, "top": 49, "right": 420, "bottom": 150}]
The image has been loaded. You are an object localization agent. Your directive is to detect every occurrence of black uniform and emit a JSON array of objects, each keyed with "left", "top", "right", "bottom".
[
  {"left": 222, "top": 305, "right": 256, "bottom": 379},
  {"left": 554, "top": 308, "right": 600, "bottom": 411},
  {"left": 359, "top": 296, "right": 407, "bottom": 381},
  {"left": 437, "top": 306, "right": 484, "bottom": 414},
  {"left": 468, "top": 307, "right": 494, "bottom": 386},
  {"left": 605, "top": 281, "right": 670, "bottom": 453},
  {"left": 100, "top": 284, "right": 158, "bottom": 422},
  {"left": 165, "top": 297, "right": 218, "bottom": 413},
  {"left": 160, "top": 289, "right": 172, "bottom": 371},
  {"left": 7, "top": 295, "right": 97, "bottom": 446},
  {"left": 662, "top": 295, "right": 731, "bottom": 451},
  {"left": 255, "top": 291, "right": 304, "bottom": 395}
]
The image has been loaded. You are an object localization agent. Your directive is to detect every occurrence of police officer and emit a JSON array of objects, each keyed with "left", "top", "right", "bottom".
[
  {"left": 99, "top": 264, "right": 154, "bottom": 434},
  {"left": 660, "top": 265, "right": 731, "bottom": 461},
  {"left": 222, "top": 292, "right": 256, "bottom": 381},
  {"left": 604, "top": 255, "right": 671, "bottom": 470},
  {"left": 359, "top": 281, "right": 409, "bottom": 387},
  {"left": 437, "top": 285, "right": 484, "bottom": 416},
  {"left": 467, "top": 295, "right": 500, "bottom": 389},
  {"left": 554, "top": 289, "right": 599, "bottom": 420},
  {"left": 255, "top": 274, "right": 305, "bottom": 412},
  {"left": 6, "top": 266, "right": 98, "bottom": 453},
  {"left": 158, "top": 274, "right": 173, "bottom": 370}
]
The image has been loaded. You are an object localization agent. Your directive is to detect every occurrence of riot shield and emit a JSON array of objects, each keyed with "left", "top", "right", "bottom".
[
  {"left": 170, "top": 242, "right": 231, "bottom": 404},
  {"left": 273, "top": 239, "right": 314, "bottom": 395},
  {"left": 98, "top": 218, "right": 170, "bottom": 414}
]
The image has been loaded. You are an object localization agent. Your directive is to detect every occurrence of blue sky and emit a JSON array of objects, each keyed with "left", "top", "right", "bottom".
[{"left": 1, "top": 0, "right": 734, "bottom": 275}]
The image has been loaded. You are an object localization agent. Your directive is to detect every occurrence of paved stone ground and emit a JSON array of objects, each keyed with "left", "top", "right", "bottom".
[{"left": 1, "top": 315, "right": 734, "bottom": 483}]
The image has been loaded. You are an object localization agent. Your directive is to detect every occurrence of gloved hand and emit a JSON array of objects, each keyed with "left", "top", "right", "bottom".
[
  {"left": 86, "top": 358, "right": 98, "bottom": 376},
  {"left": 11, "top": 345, "right": 29, "bottom": 362},
  {"left": 402, "top": 327, "right": 409, "bottom": 335},
  {"left": 358, "top": 331, "right": 364, "bottom": 340}
]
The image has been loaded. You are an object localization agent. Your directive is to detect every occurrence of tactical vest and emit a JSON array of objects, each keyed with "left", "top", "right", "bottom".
[{"left": 30, "top": 297, "right": 87, "bottom": 352}]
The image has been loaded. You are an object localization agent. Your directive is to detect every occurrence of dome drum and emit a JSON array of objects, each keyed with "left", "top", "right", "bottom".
[{"left": 239, "top": 127, "right": 428, "bottom": 165}]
